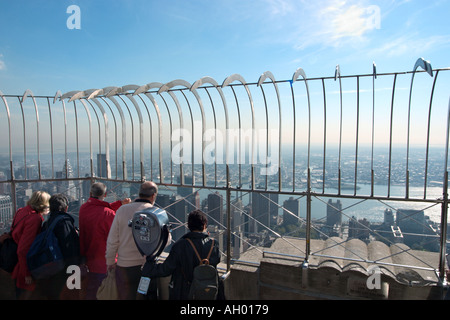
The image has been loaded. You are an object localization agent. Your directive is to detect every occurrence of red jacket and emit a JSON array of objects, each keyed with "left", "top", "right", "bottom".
[
  {"left": 11, "top": 205, "right": 44, "bottom": 291},
  {"left": 79, "top": 198, "right": 122, "bottom": 274}
]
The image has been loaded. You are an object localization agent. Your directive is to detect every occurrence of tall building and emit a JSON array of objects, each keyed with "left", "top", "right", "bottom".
[
  {"left": 251, "top": 191, "right": 278, "bottom": 233},
  {"left": 177, "top": 175, "right": 194, "bottom": 197},
  {"left": 396, "top": 209, "right": 426, "bottom": 247},
  {"left": 326, "top": 199, "right": 342, "bottom": 237},
  {"left": 283, "top": 197, "right": 299, "bottom": 226},
  {"left": 0, "top": 195, "right": 13, "bottom": 225},
  {"left": 207, "top": 192, "right": 223, "bottom": 227},
  {"left": 231, "top": 197, "right": 244, "bottom": 259},
  {"left": 384, "top": 209, "right": 394, "bottom": 226},
  {"left": 348, "top": 216, "right": 370, "bottom": 240},
  {"left": 56, "top": 159, "right": 77, "bottom": 200},
  {"left": 97, "top": 153, "right": 111, "bottom": 178},
  {"left": 326, "top": 200, "right": 342, "bottom": 227},
  {"left": 166, "top": 194, "right": 188, "bottom": 241}
]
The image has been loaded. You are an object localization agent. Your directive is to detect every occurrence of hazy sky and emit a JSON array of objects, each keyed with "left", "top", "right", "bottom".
[
  {"left": 0, "top": 0, "right": 449, "bottom": 154},
  {"left": 0, "top": 0, "right": 449, "bottom": 95}
]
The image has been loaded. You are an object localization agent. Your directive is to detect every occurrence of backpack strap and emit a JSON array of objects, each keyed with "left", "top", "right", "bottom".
[
  {"left": 44, "top": 215, "right": 67, "bottom": 236},
  {"left": 186, "top": 238, "right": 214, "bottom": 266},
  {"left": 10, "top": 213, "right": 31, "bottom": 233}
]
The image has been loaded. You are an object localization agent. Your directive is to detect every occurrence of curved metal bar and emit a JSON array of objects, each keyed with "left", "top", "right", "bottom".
[
  {"left": 84, "top": 97, "right": 105, "bottom": 177},
  {"left": 354, "top": 76, "right": 360, "bottom": 196},
  {"left": 321, "top": 79, "right": 327, "bottom": 194},
  {"left": 162, "top": 79, "right": 207, "bottom": 185},
  {"left": 68, "top": 90, "right": 88, "bottom": 102},
  {"left": 439, "top": 96, "right": 450, "bottom": 280},
  {"left": 335, "top": 65, "right": 343, "bottom": 195},
  {"left": 144, "top": 82, "right": 172, "bottom": 183},
  {"left": 423, "top": 70, "right": 440, "bottom": 199},
  {"left": 64, "top": 90, "right": 98, "bottom": 178},
  {"left": 179, "top": 90, "right": 195, "bottom": 183},
  {"left": 222, "top": 74, "right": 256, "bottom": 190},
  {"left": 77, "top": 99, "right": 94, "bottom": 177},
  {"left": 134, "top": 94, "right": 154, "bottom": 181},
  {"left": 87, "top": 99, "right": 103, "bottom": 176},
  {"left": 158, "top": 82, "right": 188, "bottom": 185},
  {"left": 96, "top": 97, "right": 118, "bottom": 179},
  {"left": 16, "top": 96, "right": 27, "bottom": 178},
  {"left": 137, "top": 82, "right": 165, "bottom": 183},
  {"left": 69, "top": 90, "right": 106, "bottom": 177},
  {"left": 46, "top": 97, "right": 55, "bottom": 178},
  {"left": 54, "top": 91, "right": 69, "bottom": 180},
  {"left": 87, "top": 96, "right": 111, "bottom": 179},
  {"left": 61, "top": 90, "right": 81, "bottom": 101},
  {"left": 371, "top": 62, "right": 377, "bottom": 197},
  {"left": 0, "top": 91, "right": 12, "bottom": 166},
  {"left": 116, "top": 94, "right": 137, "bottom": 180},
  {"left": 71, "top": 100, "right": 80, "bottom": 178},
  {"left": 257, "top": 79, "right": 270, "bottom": 190},
  {"left": 122, "top": 85, "right": 145, "bottom": 181},
  {"left": 289, "top": 79, "right": 297, "bottom": 191},
  {"left": 22, "top": 90, "right": 41, "bottom": 179},
  {"left": 189, "top": 81, "right": 209, "bottom": 186},
  {"left": 202, "top": 87, "right": 218, "bottom": 186},
  {"left": 0, "top": 91, "right": 15, "bottom": 211},
  {"left": 228, "top": 86, "right": 242, "bottom": 187},
  {"left": 445, "top": 97, "right": 450, "bottom": 177},
  {"left": 292, "top": 68, "right": 311, "bottom": 186},
  {"left": 388, "top": 74, "right": 398, "bottom": 198},
  {"left": 258, "top": 71, "right": 282, "bottom": 191},
  {"left": 192, "top": 76, "right": 230, "bottom": 185},
  {"left": 101, "top": 93, "right": 127, "bottom": 180},
  {"left": 406, "top": 58, "right": 433, "bottom": 198},
  {"left": 83, "top": 90, "right": 103, "bottom": 152}
]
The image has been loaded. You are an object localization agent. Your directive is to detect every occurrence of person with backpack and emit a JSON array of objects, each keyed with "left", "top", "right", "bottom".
[
  {"left": 35, "top": 193, "right": 81, "bottom": 300},
  {"left": 141, "top": 209, "right": 221, "bottom": 300},
  {"left": 9, "top": 191, "right": 50, "bottom": 299}
]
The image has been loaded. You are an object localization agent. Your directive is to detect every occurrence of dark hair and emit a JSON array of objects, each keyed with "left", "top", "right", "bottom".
[
  {"left": 139, "top": 182, "right": 158, "bottom": 198},
  {"left": 49, "top": 193, "right": 69, "bottom": 213},
  {"left": 188, "top": 209, "right": 208, "bottom": 232},
  {"left": 90, "top": 182, "right": 106, "bottom": 198}
]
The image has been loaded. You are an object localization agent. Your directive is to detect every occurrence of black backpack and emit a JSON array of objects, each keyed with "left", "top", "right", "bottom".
[
  {"left": 186, "top": 238, "right": 218, "bottom": 300},
  {"left": 27, "top": 215, "right": 66, "bottom": 279},
  {"left": 0, "top": 214, "right": 28, "bottom": 273}
]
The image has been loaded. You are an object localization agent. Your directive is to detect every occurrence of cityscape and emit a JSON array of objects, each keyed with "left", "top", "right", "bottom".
[{"left": 0, "top": 144, "right": 446, "bottom": 260}]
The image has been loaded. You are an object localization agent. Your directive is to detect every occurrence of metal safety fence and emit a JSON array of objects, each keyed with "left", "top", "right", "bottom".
[{"left": 1, "top": 58, "right": 449, "bottom": 285}]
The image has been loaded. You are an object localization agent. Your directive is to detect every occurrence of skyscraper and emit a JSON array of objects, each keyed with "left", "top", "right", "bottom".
[
  {"left": 283, "top": 197, "right": 299, "bottom": 226},
  {"left": 97, "top": 153, "right": 110, "bottom": 178},
  {"left": 251, "top": 191, "right": 278, "bottom": 233},
  {"left": 207, "top": 192, "right": 223, "bottom": 228}
]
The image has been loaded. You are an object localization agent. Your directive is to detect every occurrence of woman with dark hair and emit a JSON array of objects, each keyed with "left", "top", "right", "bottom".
[{"left": 37, "top": 193, "right": 81, "bottom": 300}]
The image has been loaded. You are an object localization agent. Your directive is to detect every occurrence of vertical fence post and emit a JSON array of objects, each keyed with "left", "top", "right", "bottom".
[
  {"left": 439, "top": 97, "right": 450, "bottom": 283},
  {"left": 439, "top": 171, "right": 448, "bottom": 281},
  {"left": 226, "top": 167, "right": 232, "bottom": 272},
  {"left": 306, "top": 168, "right": 312, "bottom": 261}
]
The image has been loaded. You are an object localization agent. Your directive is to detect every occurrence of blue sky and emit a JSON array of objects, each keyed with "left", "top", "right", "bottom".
[{"left": 0, "top": 0, "right": 449, "bottom": 96}]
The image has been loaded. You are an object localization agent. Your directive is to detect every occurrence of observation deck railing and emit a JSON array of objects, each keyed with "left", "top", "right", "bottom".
[{"left": 1, "top": 58, "right": 449, "bottom": 287}]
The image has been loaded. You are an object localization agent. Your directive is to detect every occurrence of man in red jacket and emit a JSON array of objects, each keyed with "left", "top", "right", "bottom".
[{"left": 79, "top": 182, "right": 130, "bottom": 300}]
